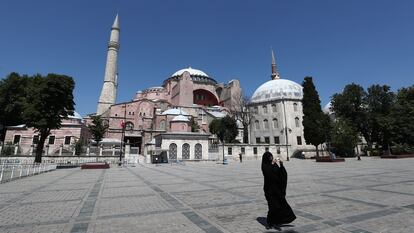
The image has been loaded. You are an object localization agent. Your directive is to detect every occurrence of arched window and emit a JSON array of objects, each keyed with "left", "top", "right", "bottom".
[
  {"left": 263, "top": 105, "right": 268, "bottom": 114},
  {"left": 255, "top": 120, "right": 260, "bottom": 130},
  {"left": 263, "top": 119, "right": 269, "bottom": 130},
  {"left": 125, "top": 122, "right": 134, "bottom": 131},
  {"left": 159, "top": 120, "right": 166, "bottom": 130},
  {"left": 254, "top": 106, "right": 258, "bottom": 114},
  {"left": 293, "top": 103, "right": 298, "bottom": 112},
  {"left": 169, "top": 143, "right": 177, "bottom": 160},
  {"left": 182, "top": 143, "right": 190, "bottom": 159},
  {"left": 194, "top": 143, "right": 202, "bottom": 159},
  {"left": 295, "top": 117, "right": 300, "bottom": 127},
  {"left": 272, "top": 104, "right": 277, "bottom": 113},
  {"left": 273, "top": 118, "right": 278, "bottom": 128}
]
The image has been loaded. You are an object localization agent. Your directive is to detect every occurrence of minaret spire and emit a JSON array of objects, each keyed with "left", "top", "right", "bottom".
[
  {"left": 97, "top": 14, "right": 120, "bottom": 115},
  {"left": 271, "top": 48, "right": 280, "bottom": 80}
]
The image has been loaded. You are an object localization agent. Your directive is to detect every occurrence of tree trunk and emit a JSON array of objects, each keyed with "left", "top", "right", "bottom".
[
  {"left": 243, "top": 126, "right": 249, "bottom": 143},
  {"left": 315, "top": 145, "right": 319, "bottom": 158},
  {"left": 34, "top": 131, "right": 49, "bottom": 163},
  {"left": 0, "top": 127, "right": 6, "bottom": 142},
  {"left": 222, "top": 142, "right": 225, "bottom": 164}
]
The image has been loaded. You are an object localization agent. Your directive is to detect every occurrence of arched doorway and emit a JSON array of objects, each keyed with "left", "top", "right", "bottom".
[
  {"left": 195, "top": 143, "right": 202, "bottom": 159},
  {"left": 169, "top": 143, "right": 177, "bottom": 160},
  {"left": 182, "top": 143, "right": 190, "bottom": 159}
]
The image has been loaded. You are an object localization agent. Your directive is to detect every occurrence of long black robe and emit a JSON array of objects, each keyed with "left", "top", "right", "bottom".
[{"left": 262, "top": 160, "right": 296, "bottom": 226}]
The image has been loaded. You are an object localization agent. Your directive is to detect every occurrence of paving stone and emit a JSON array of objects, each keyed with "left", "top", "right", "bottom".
[{"left": 0, "top": 158, "right": 413, "bottom": 233}]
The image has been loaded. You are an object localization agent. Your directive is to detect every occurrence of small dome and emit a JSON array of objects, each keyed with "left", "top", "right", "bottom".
[
  {"left": 251, "top": 79, "right": 303, "bottom": 103},
  {"left": 68, "top": 111, "right": 82, "bottom": 119},
  {"left": 162, "top": 109, "right": 189, "bottom": 116},
  {"left": 171, "top": 67, "right": 209, "bottom": 78},
  {"left": 171, "top": 115, "right": 189, "bottom": 122}
]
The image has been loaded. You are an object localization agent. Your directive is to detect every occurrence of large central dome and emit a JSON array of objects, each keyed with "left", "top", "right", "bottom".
[
  {"left": 251, "top": 79, "right": 303, "bottom": 103},
  {"left": 171, "top": 67, "right": 209, "bottom": 78},
  {"left": 164, "top": 67, "right": 217, "bottom": 85}
]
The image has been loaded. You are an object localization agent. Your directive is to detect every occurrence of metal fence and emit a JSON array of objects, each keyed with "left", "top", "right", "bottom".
[{"left": 0, "top": 163, "right": 57, "bottom": 183}]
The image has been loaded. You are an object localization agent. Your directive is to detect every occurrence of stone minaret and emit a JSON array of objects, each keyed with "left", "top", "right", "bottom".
[
  {"left": 271, "top": 48, "right": 280, "bottom": 80},
  {"left": 97, "top": 14, "right": 120, "bottom": 115}
]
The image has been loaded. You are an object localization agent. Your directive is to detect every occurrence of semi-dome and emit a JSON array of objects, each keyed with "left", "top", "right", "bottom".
[
  {"left": 171, "top": 114, "right": 190, "bottom": 122},
  {"left": 161, "top": 109, "right": 189, "bottom": 116},
  {"left": 251, "top": 79, "right": 303, "bottom": 103}
]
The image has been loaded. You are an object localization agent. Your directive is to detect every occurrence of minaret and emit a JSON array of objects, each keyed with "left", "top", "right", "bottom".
[
  {"left": 271, "top": 48, "right": 280, "bottom": 80},
  {"left": 97, "top": 14, "right": 120, "bottom": 115}
]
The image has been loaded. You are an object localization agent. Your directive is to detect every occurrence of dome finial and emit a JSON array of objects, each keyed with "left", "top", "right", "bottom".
[{"left": 271, "top": 47, "right": 280, "bottom": 80}]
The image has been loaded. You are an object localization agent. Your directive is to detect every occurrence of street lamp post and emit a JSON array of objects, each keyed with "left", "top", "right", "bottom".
[
  {"left": 282, "top": 98, "right": 290, "bottom": 161},
  {"left": 119, "top": 104, "right": 127, "bottom": 166}
]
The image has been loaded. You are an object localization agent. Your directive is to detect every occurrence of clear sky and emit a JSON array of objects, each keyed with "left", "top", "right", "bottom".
[{"left": 1, "top": 0, "right": 413, "bottom": 116}]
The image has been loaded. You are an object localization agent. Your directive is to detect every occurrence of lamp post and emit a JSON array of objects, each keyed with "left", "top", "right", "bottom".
[
  {"left": 119, "top": 104, "right": 127, "bottom": 166},
  {"left": 281, "top": 98, "right": 290, "bottom": 161}
]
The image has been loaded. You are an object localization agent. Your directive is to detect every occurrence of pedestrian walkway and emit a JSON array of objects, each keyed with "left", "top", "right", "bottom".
[{"left": 0, "top": 158, "right": 413, "bottom": 232}]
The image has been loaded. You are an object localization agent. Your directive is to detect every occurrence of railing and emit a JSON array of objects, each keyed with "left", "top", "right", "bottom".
[{"left": 0, "top": 163, "right": 57, "bottom": 183}]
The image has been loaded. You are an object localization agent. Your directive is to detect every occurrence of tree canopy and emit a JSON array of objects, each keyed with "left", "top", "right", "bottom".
[
  {"left": 209, "top": 116, "right": 238, "bottom": 143},
  {"left": 0, "top": 73, "right": 30, "bottom": 141},
  {"left": 22, "top": 73, "right": 75, "bottom": 162},
  {"left": 330, "top": 118, "right": 359, "bottom": 157},
  {"left": 87, "top": 115, "right": 109, "bottom": 144},
  {"left": 302, "top": 76, "right": 327, "bottom": 156},
  {"left": 389, "top": 86, "right": 414, "bottom": 146}
]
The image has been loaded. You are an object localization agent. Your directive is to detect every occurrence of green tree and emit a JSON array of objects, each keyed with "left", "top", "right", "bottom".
[
  {"left": 22, "top": 74, "right": 75, "bottom": 163},
  {"left": 0, "top": 73, "right": 30, "bottom": 141},
  {"left": 189, "top": 117, "right": 200, "bottom": 132},
  {"left": 87, "top": 115, "right": 109, "bottom": 144},
  {"left": 209, "top": 116, "right": 239, "bottom": 163},
  {"left": 389, "top": 86, "right": 414, "bottom": 146},
  {"left": 302, "top": 77, "right": 326, "bottom": 157},
  {"left": 365, "top": 85, "right": 395, "bottom": 154},
  {"left": 331, "top": 118, "right": 359, "bottom": 157},
  {"left": 209, "top": 116, "right": 238, "bottom": 143},
  {"left": 331, "top": 83, "right": 370, "bottom": 155}
]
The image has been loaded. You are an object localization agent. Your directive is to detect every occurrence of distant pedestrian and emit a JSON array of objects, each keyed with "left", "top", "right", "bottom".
[
  {"left": 239, "top": 153, "right": 243, "bottom": 163},
  {"left": 261, "top": 152, "right": 296, "bottom": 229}
]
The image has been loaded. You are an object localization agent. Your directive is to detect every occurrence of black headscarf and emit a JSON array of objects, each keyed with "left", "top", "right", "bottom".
[{"left": 262, "top": 151, "right": 273, "bottom": 167}]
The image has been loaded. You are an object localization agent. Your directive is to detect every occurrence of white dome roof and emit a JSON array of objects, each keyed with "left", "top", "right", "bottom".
[
  {"left": 171, "top": 67, "right": 209, "bottom": 77},
  {"left": 251, "top": 79, "right": 303, "bottom": 103},
  {"left": 162, "top": 109, "right": 189, "bottom": 115},
  {"left": 171, "top": 115, "right": 190, "bottom": 122}
]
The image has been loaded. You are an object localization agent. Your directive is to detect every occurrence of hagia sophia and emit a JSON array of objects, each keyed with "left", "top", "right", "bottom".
[{"left": 3, "top": 15, "right": 314, "bottom": 163}]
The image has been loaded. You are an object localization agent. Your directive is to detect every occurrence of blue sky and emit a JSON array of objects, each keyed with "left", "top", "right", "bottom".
[{"left": 1, "top": 0, "right": 413, "bottom": 116}]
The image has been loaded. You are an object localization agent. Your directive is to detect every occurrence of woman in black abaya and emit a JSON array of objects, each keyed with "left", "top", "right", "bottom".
[{"left": 261, "top": 152, "right": 296, "bottom": 228}]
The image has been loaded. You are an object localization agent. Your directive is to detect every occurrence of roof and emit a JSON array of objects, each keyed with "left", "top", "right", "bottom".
[
  {"left": 162, "top": 109, "right": 189, "bottom": 116},
  {"left": 206, "top": 111, "right": 226, "bottom": 118},
  {"left": 171, "top": 115, "right": 190, "bottom": 122},
  {"left": 251, "top": 79, "right": 303, "bottom": 103}
]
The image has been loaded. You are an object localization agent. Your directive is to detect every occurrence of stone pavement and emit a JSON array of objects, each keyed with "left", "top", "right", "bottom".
[{"left": 0, "top": 157, "right": 413, "bottom": 233}]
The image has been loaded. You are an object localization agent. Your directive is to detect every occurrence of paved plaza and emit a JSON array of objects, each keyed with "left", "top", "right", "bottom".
[{"left": 0, "top": 158, "right": 413, "bottom": 233}]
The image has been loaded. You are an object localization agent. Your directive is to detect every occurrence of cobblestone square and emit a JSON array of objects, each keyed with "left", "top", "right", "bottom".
[{"left": 1, "top": 158, "right": 413, "bottom": 232}]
